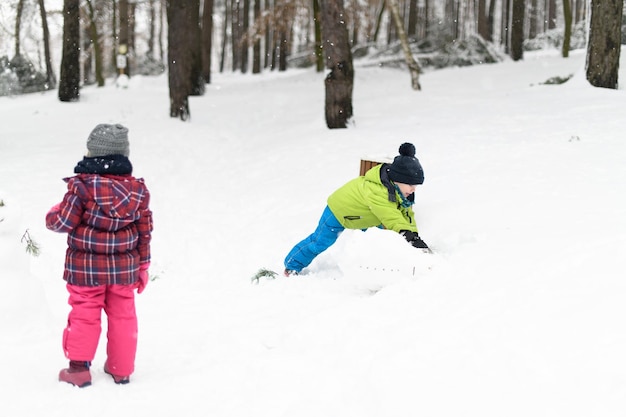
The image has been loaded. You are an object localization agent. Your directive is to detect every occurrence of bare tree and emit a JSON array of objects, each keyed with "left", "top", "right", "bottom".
[
  {"left": 84, "top": 0, "right": 105, "bottom": 86},
  {"left": 59, "top": 0, "right": 81, "bottom": 102},
  {"left": 252, "top": 0, "right": 262, "bottom": 73},
  {"left": 241, "top": 0, "right": 250, "bottom": 73},
  {"left": 510, "top": 0, "right": 524, "bottom": 60},
  {"left": 388, "top": 0, "right": 421, "bottom": 89},
  {"left": 202, "top": 0, "right": 214, "bottom": 82},
  {"left": 320, "top": 0, "right": 354, "bottom": 128},
  {"left": 167, "top": 0, "right": 192, "bottom": 120},
  {"left": 189, "top": 0, "right": 204, "bottom": 95},
  {"left": 15, "top": 0, "right": 25, "bottom": 56},
  {"left": 586, "top": 0, "right": 623, "bottom": 89},
  {"left": 118, "top": 0, "right": 133, "bottom": 77},
  {"left": 562, "top": 0, "right": 572, "bottom": 57},
  {"left": 38, "top": 0, "right": 56, "bottom": 89},
  {"left": 313, "top": 0, "right": 324, "bottom": 71}
]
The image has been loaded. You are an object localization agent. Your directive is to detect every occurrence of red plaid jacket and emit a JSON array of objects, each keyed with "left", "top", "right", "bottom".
[{"left": 46, "top": 174, "right": 153, "bottom": 286}]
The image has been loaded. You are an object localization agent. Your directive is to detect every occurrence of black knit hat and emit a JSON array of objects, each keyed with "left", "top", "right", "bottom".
[{"left": 388, "top": 143, "right": 424, "bottom": 185}]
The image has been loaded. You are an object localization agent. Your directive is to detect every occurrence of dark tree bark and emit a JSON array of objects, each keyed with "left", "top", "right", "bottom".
[
  {"left": 58, "top": 0, "right": 80, "bottom": 102},
  {"left": 586, "top": 0, "right": 623, "bottom": 89},
  {"left": 320, "top": 0, "right": 354, "bottom": 128},
  {"left": 278, "top": 29, "right": 288, "bottom": 71},
  {"left": 510, "top": 0, "right": 524, "bottom": 61},
  {"left": 38, "top": 0, "right": 56, "bottom": 89},
  {"left": 119, "top": 0, "right": 130, "bottom": 76},
  {"left": 111, "top": 0, "right": 117, "bottom": 73},
  {"left": 562, "top": 0, "right": 572, "bottom": 57},
  {"left": 202, "top": 0, "right": 214, "bottom": 82},
  {"left": 408, "top": 0, "right": 418, "bottom": 39},
  {"left": 372, "top": 0, "right": 385, "bottom": 42},
  {"left": 220, "top": 0, "right": 229, "bottom": 72},
  {"left": 264, "top": 0, "right": 271, "bottom": 69},
  {"left": 477, "top": 0, "right": 488, "bottom": 40},
  {"left": 167, "top": 0, "right": 191, "bottom": 120},
  {"left": 85, "top": 0, "right": 105, "bottom": 86},
  {"left": 15, "top": 0, "right": 25, "bottom": 56},
  {"left": 313, "top": 0, "right": 324, "bottom": 72},
  {"left": 252, "top": 0, "right": 261, "bottom": 73},
  {"left": 528, "top": 0, "right": 539, "bottom": 39},
  {"left": 189, "top": 0, "right": 204, "bottom": 95},
  {"left": 487, "top": 0, "right": 495, "bottom": 41},
  {"left": 241, "top": 0, "right": 250, "bottom": 73}
]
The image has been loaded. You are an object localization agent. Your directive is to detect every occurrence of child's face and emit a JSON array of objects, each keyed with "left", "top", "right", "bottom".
[{"left": 396, "top": 182, "right": 417, "bottom": 197}]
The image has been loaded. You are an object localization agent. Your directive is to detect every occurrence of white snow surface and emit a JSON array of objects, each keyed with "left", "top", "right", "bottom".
[{"left": 1, "top": 49, "right": 625, "bottom": 416}]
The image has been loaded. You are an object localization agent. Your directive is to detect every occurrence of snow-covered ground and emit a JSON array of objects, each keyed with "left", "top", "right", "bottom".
[{"left": 1, "top": 48, "right": 625, "bottom": 416}]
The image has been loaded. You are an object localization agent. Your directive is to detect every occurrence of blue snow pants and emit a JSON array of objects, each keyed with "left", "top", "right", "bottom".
[{"left": 284, "top": 206, "right": 345, "bottom": 273}]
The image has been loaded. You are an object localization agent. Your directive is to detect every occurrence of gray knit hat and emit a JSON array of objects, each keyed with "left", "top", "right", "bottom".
[{"left": 86, "top": 124, "right": 130, "bottom": 157}]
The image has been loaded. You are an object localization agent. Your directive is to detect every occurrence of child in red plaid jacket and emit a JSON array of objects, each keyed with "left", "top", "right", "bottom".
[{"left": 46, "top": 124, "right": 153, "bottom": 387}]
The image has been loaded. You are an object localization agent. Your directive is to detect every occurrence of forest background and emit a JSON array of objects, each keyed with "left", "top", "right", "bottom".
[{"left": 1, "top": 0, "right": 623, "bottom": 111}]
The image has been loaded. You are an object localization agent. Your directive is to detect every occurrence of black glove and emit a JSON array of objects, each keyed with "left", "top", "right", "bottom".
[{"left": 400, "top": 230, "right": 431, "bottom": 252}]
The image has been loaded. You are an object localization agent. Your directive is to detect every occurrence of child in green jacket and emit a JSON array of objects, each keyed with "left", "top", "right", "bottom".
[{"left": 284, "top": 142, "right": 430, "bottom": 276}]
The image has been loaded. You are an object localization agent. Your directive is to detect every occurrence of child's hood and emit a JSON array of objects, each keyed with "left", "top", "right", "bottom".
[{"left": 66, "top": 174, "right": 146, "bottom": 219}]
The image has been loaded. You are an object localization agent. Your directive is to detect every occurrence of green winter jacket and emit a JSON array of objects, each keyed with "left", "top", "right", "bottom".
[{"left": 327, "top": 164, "right": 418, "bottom": 233}]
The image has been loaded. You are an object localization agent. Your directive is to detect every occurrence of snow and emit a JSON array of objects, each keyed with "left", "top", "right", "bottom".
[{"left": 1, "top": 48, "right": 626, "bottom": 416}]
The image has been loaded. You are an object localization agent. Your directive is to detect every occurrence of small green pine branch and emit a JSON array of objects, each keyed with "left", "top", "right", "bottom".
[
  {"left": 542, "top": 74, "right": 573, "bottom": 85},
  {"left": 21, "top": 229, "right": 41, "bottom": 257},
  {"left": 251, "top": 268, "right": 278, "bottom": 284}
]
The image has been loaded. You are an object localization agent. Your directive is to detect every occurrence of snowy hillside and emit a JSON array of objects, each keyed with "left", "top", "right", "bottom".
[{"left": 1, "top": 48, "right": 625, "bottom": 416}]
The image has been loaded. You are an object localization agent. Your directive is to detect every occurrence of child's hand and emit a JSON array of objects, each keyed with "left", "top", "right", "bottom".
[
  {"left": 400, "top": 230, "right": 431, "bottom": 252},
  {"left": 136, "top": 262, "right": 150, "bottom": 294},
  {"left": 48, "top": 203, "right": 62, "bottom": 214}
]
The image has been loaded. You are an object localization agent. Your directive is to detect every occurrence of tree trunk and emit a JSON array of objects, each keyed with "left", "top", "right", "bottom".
[
  {"left": 111, "top": 0, "right": 117, "bottom": 73},
  {"left": 241, "top": 0, "right": 250, "bottom": 73},
  {"left": 547, "top": 0, "right": 557, "bottom": 29},
  {"left": 502, "top": 0, "right": 510, "bottom": 53},
  {"left": 408, "top": 0, "right": 418, "bottom": 39},
  {"left": 231, "top": 0, "right": 240, "bottom": 71},
  {"left": 372, "top": 0, "right": 385, "bottom": 43},
  {"left": 15, "top": 0, "right": 25, "bottom": 56},
  {"left": 561, "top": 0, "right": 572, "bottom": 58},
  {"left": 510, "top": 0, "right": 524, "bottom": 61},
  {"left": 119, "top": 0, "right": 130, "bottom": 76},
  {"left": 252, "top": 0, "right": 261, "bottom": 73},
  {"left": 388, "top": 0, "right": 421, "bottom": 90},
  {"left": 486, "top": 0, "right": 495, "bottom": 41},
  {"left": 189, "top": 0, "right": 204, "bottom": 95},
  {"left": 58, "top": 0, "right": 81, "bottom": 102},
  {"left": 167, "top": 0, "right": 191, "bottom": 120},
  {"left": 313, "top": 0, "right": 324, "bottom": 72},
  {"left": 586, "top": 0, "right": 623, "bottom": 89},
  {"left": 220, "top": 0, "right": 229, "bottom": 72},
  {"left": 85, "top": 0, "right": 105, "bottom": 86},
  {"left": 278, "top": 29, "right": 288, "bottom": 71},
  {"left": 477, "top": 0, "right": 488, "bottom": 40},
  {"left": 148, "top": 0, "right": 156, "bottom": 60},
  {"left": 320, "top": 0, "right": 354, "bottom": 128},
  {"left": 38, "top": 0, "right": 57, "bottom": 89},
  {"left": 202, "top": 0, "right": 214, "bottom": 82},
  {"left": 159, "top": 0, "right": 165, "bottom": 64}
]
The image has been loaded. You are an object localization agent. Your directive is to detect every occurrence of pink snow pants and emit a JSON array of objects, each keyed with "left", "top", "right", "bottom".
[{"left": 63, "top": 283, "right": 138, "bottom": 376}]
